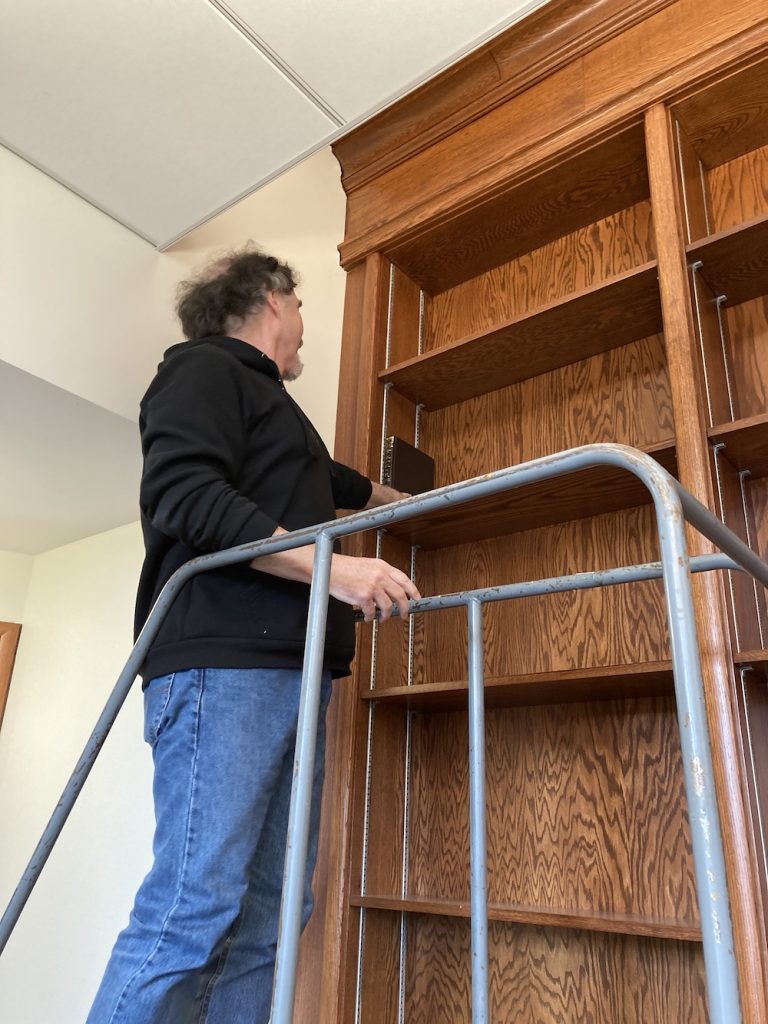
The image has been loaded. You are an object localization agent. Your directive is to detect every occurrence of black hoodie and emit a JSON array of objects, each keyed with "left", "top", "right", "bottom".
[{"left": 134, "top": 336, "right": 372, "bottom": 682}]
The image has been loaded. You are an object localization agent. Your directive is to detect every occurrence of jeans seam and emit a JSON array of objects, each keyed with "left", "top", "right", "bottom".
[
  {"left": 106, "top": 668, "right": 205, "bottom": 1024},
  {"left": 196, "top": 910, "right": 245, "bottom": 1023}
]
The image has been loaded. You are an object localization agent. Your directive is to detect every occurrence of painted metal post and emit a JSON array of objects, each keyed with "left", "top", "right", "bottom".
[
  {"left": 651, "top": 482, "right": 741, "bottom": 1023},
  {"left": 270, "top": 530, "right": 335, "bottom": 1024},
  {"left": 467, "top": 598, "right": 490, "bottom": 1024}
]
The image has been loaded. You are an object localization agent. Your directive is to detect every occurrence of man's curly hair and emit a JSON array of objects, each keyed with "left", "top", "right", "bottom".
[{"left": 175, "top": 245, "right": 298, "bottom": 341}]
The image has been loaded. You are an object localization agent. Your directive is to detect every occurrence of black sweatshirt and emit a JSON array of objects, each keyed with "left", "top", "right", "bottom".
[{"left": 134, "top": 336, "right": 372, "bottom": 682}]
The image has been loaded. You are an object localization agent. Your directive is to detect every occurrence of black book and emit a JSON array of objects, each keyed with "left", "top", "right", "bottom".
[{"left": 382, "top": 436, "right": 435, "bottom": 495}]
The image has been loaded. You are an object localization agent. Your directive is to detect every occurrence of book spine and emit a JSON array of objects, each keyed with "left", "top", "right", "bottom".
[{"left": 382, "top": 436, "right": 394, "bottom": 485}]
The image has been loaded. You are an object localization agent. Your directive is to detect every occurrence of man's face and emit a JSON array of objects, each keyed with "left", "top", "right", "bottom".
[{"left": 277, "top": 291, "right": 304, "bottom": 381}]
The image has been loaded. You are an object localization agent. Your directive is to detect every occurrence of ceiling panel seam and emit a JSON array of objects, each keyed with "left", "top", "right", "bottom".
[
  {"left": 206, "top": 0, "right": 346, "bottom": 128},
  {"left": 1, "top": 138, "right": 159, "bottom": 247}
]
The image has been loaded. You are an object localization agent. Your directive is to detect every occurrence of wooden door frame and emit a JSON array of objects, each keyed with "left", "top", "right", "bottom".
[{"left": 0, "top": 622, "right": 22, "bottom": 732}]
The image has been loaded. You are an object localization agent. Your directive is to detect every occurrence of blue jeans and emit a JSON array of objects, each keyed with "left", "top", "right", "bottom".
[{"left": 87, "top": 666, "right": 332, "bottom": 1024}]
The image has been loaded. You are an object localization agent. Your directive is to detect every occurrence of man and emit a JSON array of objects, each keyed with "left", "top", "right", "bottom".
[{"left": 87, "top": 247, "right": 419, "bottom": 1023}]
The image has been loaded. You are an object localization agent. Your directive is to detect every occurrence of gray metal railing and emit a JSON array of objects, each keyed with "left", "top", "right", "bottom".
[{"left": 2, "top": 443, "right": 768, "bottom": 1024}]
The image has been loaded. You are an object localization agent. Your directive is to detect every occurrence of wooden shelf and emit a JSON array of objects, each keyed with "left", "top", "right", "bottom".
[
  {"left": 351, "top": 894, "right": 701, "bottom": 943},
  {"left": 687, "top": 213, "right": 768, "bottom": 307},
  {"left": 708, "top": 411, "right": 768, "bottom": 478},
  {"left": 385, "top": 438, "right": 677, "bottom": 550},
  {"left": 363, "top": 661, "right": 674, "bottom": 711},
  {"left": 735, "top": 650, "right": 768, "bottom": 667},
  {"left": 379, "top": 262, "right": 661, "bottom": 410}
]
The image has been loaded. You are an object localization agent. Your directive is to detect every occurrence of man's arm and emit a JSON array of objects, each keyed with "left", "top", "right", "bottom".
[
  {"left": 251, "top": 527, "right": 420, "bottom": 622},
  {"left": 364, "top": 481, "right": 409, "bottom": 508}
]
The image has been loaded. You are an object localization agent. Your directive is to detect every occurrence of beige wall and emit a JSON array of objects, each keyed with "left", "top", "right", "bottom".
[
  {"left": 0, "top": 145, "right": 350, "bottom": 1022},
  {"left": 0, "top": 523, "right": 151, "bottom": 1024},
  {"left": 0, "top": 551, "right": 33, "bottom": 622},
  {"left": 1, "top": 142, "right": 348, "bottom": 446},
  {"left": 162, "top": 146, "right": 348, "bottom": 448},
  {"left": 0, "top": 145, "right": 178, "bottom": 422}
]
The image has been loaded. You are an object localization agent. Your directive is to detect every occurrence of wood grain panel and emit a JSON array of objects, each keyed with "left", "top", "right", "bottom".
[
  {"left": 712, "top": 447, "right": 763, "bottom": 651},
  {"left": 363, "top": 704, "right": 406, "bottom": 898},
  {"left": 422, "top": 335, "right": 673, "bottom": 479},
  {"left": 746, "top": 475, "right": 768, "bottom": 638},
  {"left": 384, "top": 389, "right": 417, "bottom": 449},
  {"left": 425, "top": 201, "right": 655, "bottom": 348},
  {"left": 738, "top": 664, "right": 768, "bottom": 919},
  {"left": 339, "top": 0, "right": 768, "bottom": 272},
  {"left": 407, "top": 697, "right": 698, "bottom": 923},
  {"left": 299, "top": 255, "right": 390, "bottom": 1024},
  {"left": 355, "top": 893, "right": 701, "bottom": 941},
  {"left": 707, "top": 142, "right": 768, "bottom": 233},
  {"left": 689, "top": 267, "right": 734, "bottom": 426},
  {"left": 382, "top": 265, "right": 662, "bottom": 410},
  {"left": 387, "top": 266, "right": 423, "bottom": 367},
  {"left": 675, "top": 120, "right": 711, "bottom": 241},
  {"left": 363, "top": 662, "right": 675, "bottom": 712},
  {"left": 688, "top": 213, "right": 768, "bottom": 307},
  {"left": 647, "top": 100, "right": 768, "bottom": 1016},
  {"left": 384, "top": 439, "right": 677, "bottom": 551},
  {"left": 364, "top": 704, "right": 411, "bottom": 905},
  {"left": 390, "top": 128, "right": 649, "bottom": 295},
  {"left": 404, "top": 916, "right": 708, "bottom": 1023},
  {"left": 724, "top": 295, "right": 768, "bottom": 419},
  {"left": 674, "top": 53, "right": 768, "bottom": 167},
  {"left": 373, "top": 533, "right": 414, "bottom": 691},
  {"left": 318, "top": 254, "right": 396, "bottom": 1024},
  {"left": 335, "top": 0, "right": 676, "bottom": 192},
  {"left": 357, "top": 909, "right": 401, "bottom": 1024},
  {"left": 414, "top": 506, "right": 669, "bottom": 686},
  {"left": 709, "top": 413, "right": 768, "bottom": 477}
]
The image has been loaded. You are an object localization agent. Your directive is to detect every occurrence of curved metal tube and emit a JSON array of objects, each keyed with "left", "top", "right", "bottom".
[{"left": 1, "top": 444, "right": 765, "bottom": 1024}]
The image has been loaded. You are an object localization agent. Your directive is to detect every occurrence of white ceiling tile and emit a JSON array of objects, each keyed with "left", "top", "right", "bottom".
[
  {"left": 0, "top": 0, "right": 336, "bottom": 245},
  {"left": 225, "top": 0, "right": 550, "bottom": 122}
]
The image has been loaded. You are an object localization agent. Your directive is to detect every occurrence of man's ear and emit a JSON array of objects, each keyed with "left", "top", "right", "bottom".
[{"left": 264, "top": 291, "right": 282, "bottom": 318}]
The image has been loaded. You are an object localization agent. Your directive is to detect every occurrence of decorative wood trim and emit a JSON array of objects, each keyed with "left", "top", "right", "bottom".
[
  {"left": 335, "top": 0, "right": 679, "bottom": 193},
  {"left": 336, "top": 7, "right": 768, "bottom": 272},
  {"left": 0, "top": 622, "right": 21, "bottom": 733},
  {"left": 645, "top": 100, "right": 768, "bottom": 1021}
]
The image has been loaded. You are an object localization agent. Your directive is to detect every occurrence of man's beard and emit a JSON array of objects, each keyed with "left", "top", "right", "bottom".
[{"left": 283, "top": 355, "right": 304, "bottom": 382}]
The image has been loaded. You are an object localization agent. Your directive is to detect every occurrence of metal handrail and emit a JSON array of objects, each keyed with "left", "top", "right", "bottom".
[{"left": 1, "top": 444, "right": 767, "bottom": 1024}]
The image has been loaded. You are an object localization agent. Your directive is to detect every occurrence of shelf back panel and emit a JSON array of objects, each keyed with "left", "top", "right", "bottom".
[
  {"left": 407, "top": 696, "right": 698, "bottom": 922},
  {"left": 425, "top": 201, "right": 655, "bottom": 351},
  {"left": 413, "top": 505, "right": 669, "bottom": 686},
  {"left": 404, "top": 916, "right": 707, "bottom": 1024}
]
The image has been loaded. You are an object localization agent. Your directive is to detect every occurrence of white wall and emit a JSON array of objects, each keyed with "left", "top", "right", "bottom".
[
  {"left": 0, "top": 145, "right": 178, "bottom": 422},
  {"left": 161, "top": 146, "right": 348, "bottom": 448},
  {"left": 1, "top": 142, "right": 348, "bottom": 445},
  {"left": 0, "top": 145, "right": 350, "bottom": 1023},
  {"left": 0, "top": 523, "right": 152, "bottom": 1024},
  {"left": 0, "top": 551, "right": 33, "bottom": 622}
]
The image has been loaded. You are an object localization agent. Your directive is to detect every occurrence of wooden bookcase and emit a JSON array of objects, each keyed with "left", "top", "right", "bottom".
[{"left": 299, "top": 3, "right": 768, "bottom": 1021}]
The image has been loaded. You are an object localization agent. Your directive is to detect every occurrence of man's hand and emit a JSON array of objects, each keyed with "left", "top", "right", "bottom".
[
  {"left": 365, "top": 481, "right": 410, "bottom": 509},
  {"left": 328, "top": 554, "right": 420, "bottom": 622},
  {"left": 251, "top": 527, "right": 421, "bottom": 622}
]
